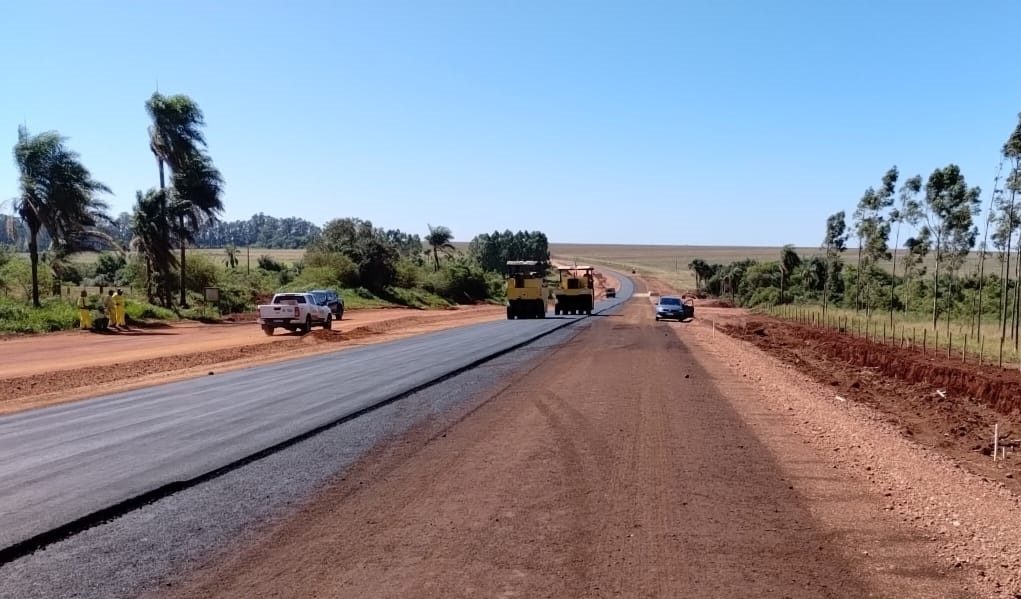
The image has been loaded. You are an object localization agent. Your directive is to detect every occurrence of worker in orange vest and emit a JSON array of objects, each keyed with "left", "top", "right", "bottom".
[
  {"left": 114, "top": 289, "right": 126, "bottom": 327},
  {"left": 76, "top": 290, "right": 92, "bottom": 330}
]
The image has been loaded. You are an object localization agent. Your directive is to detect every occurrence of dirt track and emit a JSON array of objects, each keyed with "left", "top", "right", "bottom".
[{"left": 161, "top": 288, "right": 992, "bottom": 598}]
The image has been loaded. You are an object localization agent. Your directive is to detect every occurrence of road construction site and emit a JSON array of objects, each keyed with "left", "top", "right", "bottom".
[{"left": 2, "top": 269, "right": 1021, "bottom": 598}]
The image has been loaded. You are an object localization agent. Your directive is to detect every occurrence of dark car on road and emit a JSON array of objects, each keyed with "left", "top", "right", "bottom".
[
  {"left": 655, "top": 295, "right": 693, "bottom": 321},
  {"left": 310, "top": 289, "right": 344, "bottom": 320}
]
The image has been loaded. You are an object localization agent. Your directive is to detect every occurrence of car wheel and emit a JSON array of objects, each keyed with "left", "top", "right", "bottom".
[
  {"left": 262, "top": 325, "right": 275, "bottom": 336},
  {"left": 336, "top": 307, "right": 344, "bottom": 321},
  {"left": 324, "top": 314, "right": 332, "bottom": 330},
  {"left": 302, "top": 315, "right": 312, "bottom": 334}
]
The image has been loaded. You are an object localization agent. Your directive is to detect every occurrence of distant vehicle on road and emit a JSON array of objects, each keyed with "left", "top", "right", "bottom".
[
  {"left": 654, "top": 295, "right": 694, "bottom": 321},
  {"left": 310, "top": 289, "right": 344, "bottom": 320},
  {"left": 605, "top": 287, "right": 616, "bottom": 298},
  {"left": 258, "top": 292, "right": 333, "bottom": 335}
]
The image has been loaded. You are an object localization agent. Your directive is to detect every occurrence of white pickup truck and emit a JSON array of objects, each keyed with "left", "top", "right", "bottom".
[{"left": 257, "top": 292, "right": 333, "bottom": 336}]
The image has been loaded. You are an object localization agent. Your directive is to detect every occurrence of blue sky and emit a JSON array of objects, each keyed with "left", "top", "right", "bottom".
[{"left": 2, "top": 0, "right": 1019, "bottom": 246}]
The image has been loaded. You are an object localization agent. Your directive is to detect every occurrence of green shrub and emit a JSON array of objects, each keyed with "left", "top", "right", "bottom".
[
  {"left": 304, "top": 249, "right": 360, "bottom": 287},
  {"left": 258, "top": 255, "right": 285, "bottom": 272},
  {"left": 0, "top": 297, "right": 78, "bottom": 333},
  {"left": 183, "top": 253, "right": 221, "bottom": 293}
]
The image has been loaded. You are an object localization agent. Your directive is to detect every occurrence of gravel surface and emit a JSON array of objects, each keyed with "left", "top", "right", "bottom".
[
  {"left": 685, "top": 312, "right": 1021, "bottom": 597},
  {"left": 156, "top": 288, "right": 981, "bottom": 598},
  {"left": 0, "top": 324, "right": 590, "bottom": 599}
]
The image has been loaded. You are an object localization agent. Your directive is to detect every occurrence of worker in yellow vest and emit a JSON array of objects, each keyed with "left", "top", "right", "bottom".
[
  {"left": 104, "top": 290, "right": 117, "bottom": 328},
  {"left": 76, "top": 290, "right": 92, "bottom": 330},
  {"left": 114, "top": 288, "right": 126, "bottom": 327}
]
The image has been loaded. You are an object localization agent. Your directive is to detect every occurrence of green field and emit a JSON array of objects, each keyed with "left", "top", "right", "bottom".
[
  {"left": 550, "top": 243, "right": 999, "bottom": 293},
  {"left": 550, "top": 244, "right": 823, "bottom": 290}
]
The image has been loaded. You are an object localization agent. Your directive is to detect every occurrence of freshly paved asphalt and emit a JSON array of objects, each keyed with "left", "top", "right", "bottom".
[{"left": 0, "top": 275, "right": 633, "bottom": 559}]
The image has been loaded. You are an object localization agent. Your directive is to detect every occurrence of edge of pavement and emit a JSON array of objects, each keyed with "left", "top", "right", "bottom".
[{"left": 0, "top": 270, "right": 634, "bottom": 566}]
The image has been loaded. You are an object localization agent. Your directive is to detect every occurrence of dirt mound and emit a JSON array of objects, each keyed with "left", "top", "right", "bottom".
[{"left": 699, "top": 299, "right": 735, "bottom": 308}]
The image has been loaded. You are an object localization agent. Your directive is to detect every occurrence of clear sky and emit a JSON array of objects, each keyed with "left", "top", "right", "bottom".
[{"left": 2, "top": 1, "right": 1019, "bottom": 246}]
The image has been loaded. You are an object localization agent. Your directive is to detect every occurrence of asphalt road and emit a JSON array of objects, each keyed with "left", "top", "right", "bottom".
[{"left": 0, "top": 276, "right": 633, "bottom": 560}]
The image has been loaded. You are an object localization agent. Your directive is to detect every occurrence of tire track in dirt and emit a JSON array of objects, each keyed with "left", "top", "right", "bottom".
[{"left": 156, "top": 296, "right": 977, "bottom": 598}]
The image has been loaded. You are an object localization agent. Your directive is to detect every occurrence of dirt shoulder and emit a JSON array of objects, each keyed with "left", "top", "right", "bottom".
[
  {"left": 160, "top": 293, "right": 989, "bottom": 598},
  {"left": 0, "top": 305, "right": 504, "bottom": 415}
]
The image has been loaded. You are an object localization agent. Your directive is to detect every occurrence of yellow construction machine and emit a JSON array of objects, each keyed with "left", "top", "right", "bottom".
[
  {"left": 505, "top": 260, "right": 549, "bottom": 319},
  {"left": 554, "top": 266, "right": 595, "bottom": 315}
]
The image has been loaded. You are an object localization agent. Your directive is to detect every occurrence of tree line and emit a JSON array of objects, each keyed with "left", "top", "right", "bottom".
[
  {"left": 6, "top": 89, "right": 552, "bottom": 314},
  {"left": 689, "top": 112, "right": 1021, "bottom": 350},
  {"left": 0, "top": 212, "right": 322, "bottom": 252}
]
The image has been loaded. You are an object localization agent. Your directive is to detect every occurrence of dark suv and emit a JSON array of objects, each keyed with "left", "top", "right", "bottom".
[{"left": 310, "top": 289, "right": 344, "bottom": 320}]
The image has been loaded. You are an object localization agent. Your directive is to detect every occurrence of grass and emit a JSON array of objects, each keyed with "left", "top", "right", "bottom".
[{"left": 764, "top": 303, "right": 1021, "bottom": 369}]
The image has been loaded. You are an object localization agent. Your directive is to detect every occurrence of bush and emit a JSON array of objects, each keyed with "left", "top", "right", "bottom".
[
  {"left": 423, "top": 257, "right": 497, "bottom": 304},
  {"left": 0, "top": 296, "right": 78, "bottom": 333},
  {"left": 258, "top": 255, "right": 285, "bottom": 272},
  {"left": 183, "top": 253, "right": 221, "bottom": 294},
  {"left": 304, "top": 250, "right": 359, "bottom": 287}
]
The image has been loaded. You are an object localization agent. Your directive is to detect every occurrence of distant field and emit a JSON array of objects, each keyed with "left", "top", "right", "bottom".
[
  {"left": 17, "top": 244, "right": 1001, "bottom": 287},
  {"left": 550, "top": 243, "right": 998, "bottom": 292},
  {"left": 550, "top": 244, "right": 824, "bottom": 291},
  {"left": 16, "top": 248, "right": 309, "bottom": 266},
  {"left": 191, "top": 248, "right": 305, "bottom": 265}
]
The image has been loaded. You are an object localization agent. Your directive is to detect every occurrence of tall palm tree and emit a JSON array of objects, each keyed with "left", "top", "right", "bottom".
[
  {"left": 13, "top": 126, "right": 110, "bottom": 306},
  {"left": 425, "top": 224, "right": 455, "bottom": 271},
  {"left": 778, "top": 245, "right": 801, "bottom": 304},
  {"left": 146, "top": 92, "right": 223, "bottom": 307},
  {"left": 130, "top": 189, "right": 176, "bottom": 304}
]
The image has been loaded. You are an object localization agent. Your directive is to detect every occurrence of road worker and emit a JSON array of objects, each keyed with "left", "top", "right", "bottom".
[
  {"left": 104, "top": 290, "right": 117, "bottom": 328},
  {"left": 76, "top": 290, "right": 92, "bottom": 330},
  {"left": 114, "top": 288, "right": 126, "bottom": 327}
]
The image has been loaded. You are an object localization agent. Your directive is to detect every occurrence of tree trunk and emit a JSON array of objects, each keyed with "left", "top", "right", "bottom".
[
  {"left": 156, "top": 157, "right": 173, "bottom": 308},
  {"left": 779, "top": 269, "right": 784, "bottom": 304},
  {"left": 179, "top": 214, "right": 188, "bottom": 308},
  {"left": 433, "top": 247, "right": 440, "bottom": 272},
  {"left": 1002, "top": 189, "right": 1016, "bottom": 343},
  {"left": 28, "top": 226, "right": 40, "bottom": 308},
  {"left": 1015, "top": 235, "right": 1021, "bottom": 348},
  {"left": 931, "top": 238, "right": 942, "bottom": 330},
  {"left": 889, "top": 225, "right": 901, "bottom": 327},
  {"left": 854, "top": 245, "right": 863, "bottom": 312}
]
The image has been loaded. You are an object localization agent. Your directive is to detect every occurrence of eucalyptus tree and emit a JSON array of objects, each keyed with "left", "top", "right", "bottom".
[
  {"left": 821, "top": 211, "right": 848, "bottom": 316},
  {"left": 146, "top": 92, "right": 223, "bottom": 307},
  {"left": 921, "top": 164, "right": 981, "bottom": 329},
  {"left": 888, "top": 175, "right": 923, "bottom": 324},
  {"left": 853, "top": 167, "right": 897, "bottom": 315},
  {"left": 973, "top": 162, "right": 1005, "bottom": 334},
  {"left": 1002, "top": 115, "right": 1021, "bottom": 344},
  {"left": 13, "top": 126, "right": 111, "bottom": 306}
]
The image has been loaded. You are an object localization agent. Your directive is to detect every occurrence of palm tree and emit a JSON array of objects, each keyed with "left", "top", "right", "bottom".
[
  {"left": 146, "top": 92, "right": 223, "bottom": 307},
  {"left": 130, "top": 189, "right": 176, "bottom": 303},
  {"left": 425, "top": 224, "right": 455, "bottom": 271},
  {"left": 13, "top": 126, "right": 111, "bottom": 306},
  {"left": 778, "top": 245, "right": 801, "bottom": 304}
]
